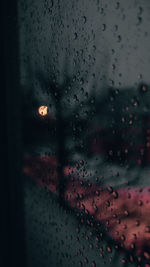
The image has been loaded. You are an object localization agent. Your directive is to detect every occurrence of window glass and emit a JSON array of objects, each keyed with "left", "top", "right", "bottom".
[{"left": 19, "top": 1, "right": 150, "bottom": 266}]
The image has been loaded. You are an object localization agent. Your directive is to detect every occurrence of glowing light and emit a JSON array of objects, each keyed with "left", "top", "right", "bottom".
[{"left": 38, "top": 106, "right": 48, "bottom": 116}]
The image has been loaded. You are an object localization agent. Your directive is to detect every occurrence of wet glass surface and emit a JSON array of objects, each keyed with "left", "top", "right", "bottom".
[{"left": 19, "top": 1, "right": 150, "bottom": 266}]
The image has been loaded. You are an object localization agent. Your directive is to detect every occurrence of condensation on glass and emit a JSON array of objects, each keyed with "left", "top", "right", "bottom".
[{"left": 19, "top": 0, "right": 150, "bottom": 266}]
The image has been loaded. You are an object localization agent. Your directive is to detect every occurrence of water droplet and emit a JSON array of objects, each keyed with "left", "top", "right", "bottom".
[
  {"left": 136, "top": 220, "right": 140, "bottom": 226},
  {"left": 114, "top": 25, "right": 118, "bottom": 32},
  {"left": 137, "top": 17, "right": 142, "bottom": 25},
  {"left": 108, "top": 150, "right": 113, "bottom": 156},
  {"left": 107, "top": 186, "right": 113, "bottom": 193},
  {"left": 107, "top": 247, "right": 112, "bottom": 253},
  {"left": 117, "top": 35, "right": 122, "bottom": 42},
  {"left": 138, "top": 200, "right": 143, "bottom": 206},
  {"left": 121, "top": 235, "right": 126, "bottom": 241},
  {"left": 144, "top": 252, "right": 150, "bottom": 260},
  {"left": 82, "top": 16, "right": 87, "bottom": 24},
  {"left": 80, "top": 78, "right": 84, "bottom": 85},
  {"left": 115, "top": 2, "right": 120, "bottom": 9},
  {"left": 73, "top": 32, "right": 78, "bottom": 40},
  {"left": 129, "top": 120, "right": 133, "bottom": 125},
  {"left": 84, "top": 258, "right": 88, "bottom": 263},
  {"left": 130, "top": 243, "right": 135, "bottom": 249},
  {"left": 89, "top": 244, "right": 93, "bottom": 249},
  {"left": 102, "top": 24, "right": 106, "bottom": 31},
  {"left": 90, "top": 98, "right": 95, "bottom": 104},
  {"left": 140, "top": 84, "right": 148, "bottom": 92},
  {"left": 95, "top": 190, "right": 100, "bottom": 196},
  {"left": 100, "top": 8, "right": 104, "bottom": 14},
  {"left": 92, "top": 261, "right": 96, "bottom": 267},
  {"left": 145, "top": 226, "right": 150, "bottom": 233},
  {"left": 112, "top": 64, "right": 116, "bottom": 70},
  {"left": 112, "top": 49, "right": 115, "bottom": 55},
  {"left": 138, "top": 6, "right": 143, "bottom": 15},
  {"left": 124, "top": 210, "right": 129, "bottom": 216},
  {"left": 112, "top": 191, "right": 118, "bottom": 199}
]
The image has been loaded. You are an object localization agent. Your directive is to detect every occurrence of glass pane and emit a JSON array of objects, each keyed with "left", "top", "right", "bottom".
[{"left": 19, "top": 1, "right": 150, "bottom": 266}]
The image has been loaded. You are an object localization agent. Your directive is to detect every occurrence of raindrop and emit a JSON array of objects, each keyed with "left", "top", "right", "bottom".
[
  {"left": 140, "top": 84, "right": 148, "bottom": 92},
  {"left": 84, "top": 258, "right": 88, "bottom": 263},
  {"left": 145, "top": 226, "right": 150, "bottom": 233},
  {"left": 138, "top": 200, "right": 143, "bottom": 206},
  {"left": 102, "top": 24, "right": 106, "bottom": 31},
  {"left": 114, "top": 25, "right": 118, "bottom": 32},
  {"left": 138, "top": 7, "right": 143, "bottom": 15},
  {"left": 112, "top": 49, "right": 115, "bottom": 55},
  {"left": 117, "top": 35, "right": 122, "bottom": 42},
  {"left": 112, "top": 64, "right": 116, "bottom": 70},
  {"left": 73, "top": 32, "right": 78, "bottom": 40},
  {"left": 115, "top": 2, "right": 120, "bottom": 9},
  {"left": 100, "top": 8, "right": 104, "bottom": 14},
  {"left": 107, "top": 247, "right": 112, "bottom": 253},
  {"left": 112, "top": 191, "right": 118, "bottom": 199},
  {"left": 107, "top": 186, "right": 113, "bottom": 193},
  {"left": 137, "top": 17, "right": 142, "bottom": 25},
  {"left": 82, "top": 16, "right": 87, "bottom": 24},
  {"left": 92, "top": 261, "right": 96, "bottom": 267},
  {"left": 144, "top": 252, "right": 150, "bottom": 260},
  {"left": 80, "top": 78, "right": 84, "bottom": 85}
]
